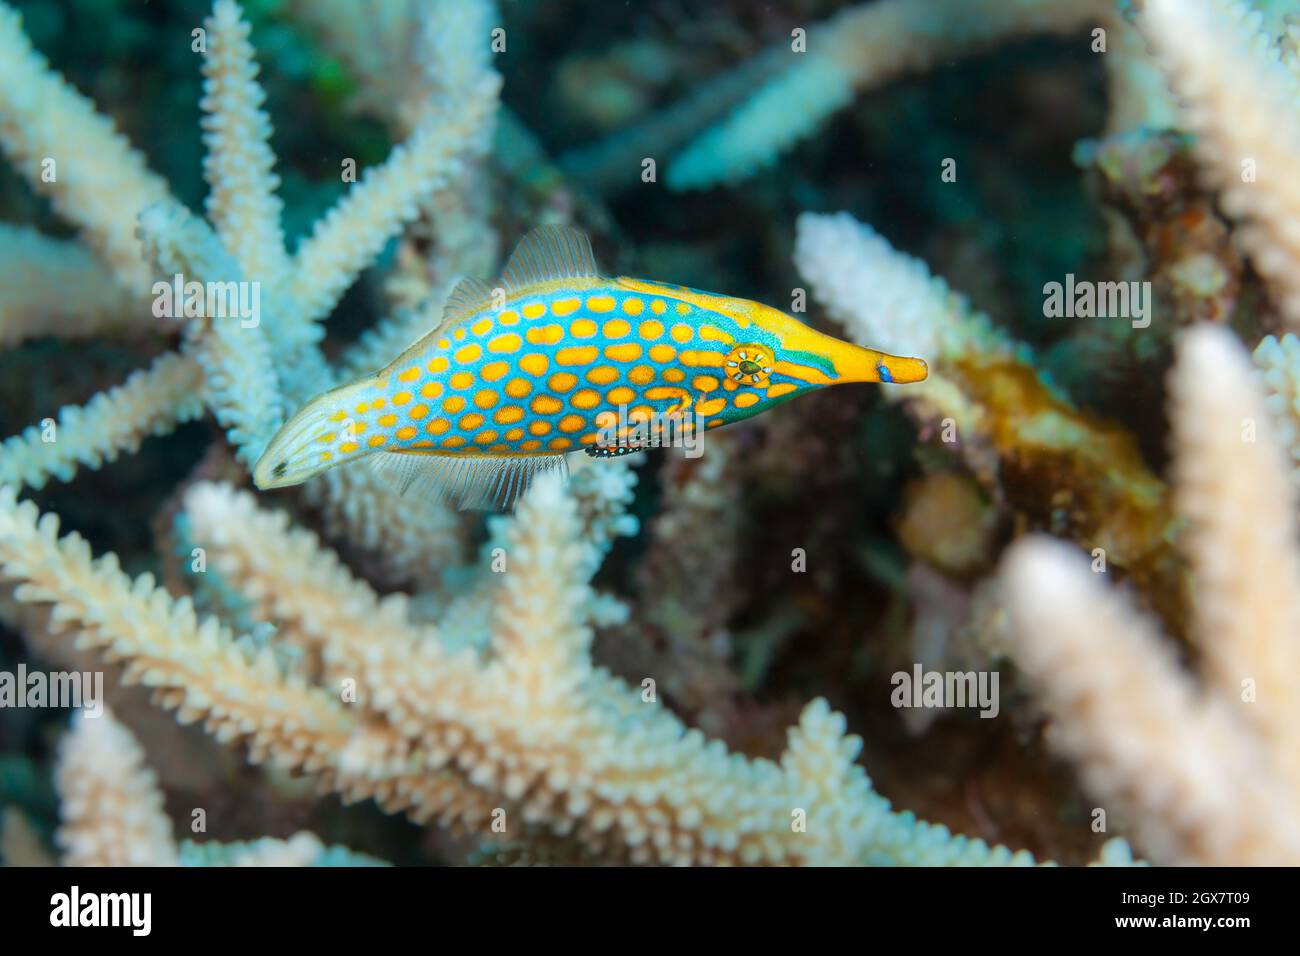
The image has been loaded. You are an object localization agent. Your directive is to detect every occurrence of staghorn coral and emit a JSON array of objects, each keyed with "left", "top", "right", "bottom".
[
  {"left": 1123, "top": 0, "right": 1300, "bottom": 495},
  {"left": 9, "top": 0, "right": 1290, "bottom": 870},
  {"left": 57, "top": 707, "right": 179, "bottom": 867},
  {"left": 0, "top": 0, "right": 486, "bottom": 584},
  {"left": 561, "top": 0, "right": 1111, "bottom": 193},
  {"left": 0, "top": 224, "right": 152, "bottom": 348},
  {"left": 0, "top": 468, "right": 1114, "bottom": 866},
  {"left": 794, "top": 210, "right": 1185, "bottom": 630},
  {"left": 0, "top": 2, "right": 172, "bottom": 285},
  {"left": 199, "top": 0, "right": 290, "bottom": 297},
  {"left": 56, "top": 707, "right": 382, "bottom": 867},
  {"left": 1256, "top": 332, "right": 1300, "bottom": 483},
  {"left": 1001, "top": 326, "right": 1300, "bottom": 865},
  {"left": 0, "top": 352, "right": 204, "bottom": 491},
  {"left": 1136, "top": 0, "right": 1300, "bottom": 331}
]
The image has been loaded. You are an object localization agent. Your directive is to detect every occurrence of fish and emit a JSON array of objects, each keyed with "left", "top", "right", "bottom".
[{"left": 251, "top": 225, "right": 928, "bottom": 508}]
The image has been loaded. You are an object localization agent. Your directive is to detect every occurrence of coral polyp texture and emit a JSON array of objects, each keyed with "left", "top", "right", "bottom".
[{"left": 0, "top": 0, "right": 1297, "bottom": 870}]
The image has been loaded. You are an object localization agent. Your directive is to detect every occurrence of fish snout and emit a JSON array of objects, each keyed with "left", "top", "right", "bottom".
[
  {"left": 827, "top": 339, "right": 929, "bottom": 385},
  {"left": 876, "top": 354, "right": 928, "bottom": 384},
  {"left": 252, "top": 392, "right": 352, "bottom": 490},
  {"left": 252, "top": 440, "right": 302, "bottom": 490}
]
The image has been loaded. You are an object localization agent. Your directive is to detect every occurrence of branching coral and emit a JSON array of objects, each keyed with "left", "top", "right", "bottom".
[
  {"left": 0, "top": 224, "right": 149, "bottom": 347},
  {"left": 286, "top": 0, "right": 503, "bottom": 310},
  {"left": 1001, "top": 326, "right": 1300, "bottom": 865},
  {"left": 0, "top": 0, "right": 1223, "bottom": 868},
  {"left": 0, "top": 3, "right": 172, "bottom": 285},
  {"left": 0, "top": 0, "right": 484, "bottom": 580},
  {"left": 57, "top": 707, "right": 180, "bottom": 867},
  {"left": 1121, "top": 0, "right": 1300, "bottom": 489},
  {"left": 182, "top": 475, "right": 1038, "bottom": 865},
  {"left": 57, "top": 707, "right": 382, "bottom": 867},
  {"left": 0, "top": 468, "right": 1094, "bottom": 866},
  {"left": 794, "top": 210, "right": 1184, "bottom": 628},
  {"left": 1255, "top": 332, "right": 1300, "bottom": 483},
  {"left": 134, "top": 200, "right": 283, "bottom": 465},
  {"left": 0, "top": 352, "right": 204, "bottom": 491},
  {"left": 562, "top": 0, "right": 1112, "bottom": 193},
  {"left": 0, "top": 487, "right": 357, "bottom": 779},
  {"left": 1136, "top": 0, "right": 1300, "bottom": 330},
  {"left": 199, "top": 0, "right": 290, "bottom": 295}
]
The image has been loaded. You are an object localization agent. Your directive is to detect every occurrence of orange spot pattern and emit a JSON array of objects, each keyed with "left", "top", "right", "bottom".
[{"left": 369, "top": 287, "right": 771, "bottom": 454}]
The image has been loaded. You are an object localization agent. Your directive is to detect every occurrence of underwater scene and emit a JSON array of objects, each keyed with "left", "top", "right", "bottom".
[{"left": 0, "top": 0, "right": 1297, "bottom": 874}]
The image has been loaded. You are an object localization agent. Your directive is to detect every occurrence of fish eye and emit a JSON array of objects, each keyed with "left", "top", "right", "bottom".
[
  {"left": 724, "top": 344, "right": 774, "bottom": 386},
  {"left": 272, "top": 461, "right": 288, "bottom": 478}
]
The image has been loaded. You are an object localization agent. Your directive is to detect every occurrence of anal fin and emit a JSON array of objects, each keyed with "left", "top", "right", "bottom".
[{"left": 364, "top": 450, "right": 569, "bottom": 511}]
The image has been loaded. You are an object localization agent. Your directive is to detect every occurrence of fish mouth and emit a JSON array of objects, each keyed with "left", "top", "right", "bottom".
[
  {"left": 251, "top": 450, "right": 294, "bottom": 490},
  {"left": 251, "top": 402, "right": 333, "bottom": 490},
  {"left": 876, "top": 354, "right": 928, "bottom": 384},
  {"left": 252, "top": 378, "right": 375, "bottom": 490}
]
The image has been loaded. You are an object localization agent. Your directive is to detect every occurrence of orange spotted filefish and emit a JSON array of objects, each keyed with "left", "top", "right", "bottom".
[{"left": 252, "top": 226, "right": 928, "bottom": 508}]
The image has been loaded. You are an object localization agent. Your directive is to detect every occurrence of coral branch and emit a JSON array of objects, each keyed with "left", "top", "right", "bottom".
[
  {"left": 1000, "top": 326, "right": 1300, "bottom": 864},
  {"left": 181, "top": 479, "right": 1041, "bottom": 866},
  {"left": 0, "top": 224, "right": 150, "bottom": 347},
  {"left": 1138, "top": 0, "right": 1300, "bottom": 328},
  {"left": 283, "top": 76, "right": 500, "bottom": 326},
  {"left": 135, "top": 202, "right": 284, "bottom": 462},
  {"left": 488, "top": 472, "right": 594, "bottom": 705},
  {"left": 0, "top": 488, "right": 355, "bottom": 780},
  {"left": 199, "top": 0, "right": 289, "bottom": 291},
  {"left": 56, "top": 708, "right": 180, "bottom": 867},
  {"left": 1002, "top": 537, "right": 1297, "bottom": 864},
  {"left": 795, "top": 211, "right": 1181, "bottom": 625},
  {"left": 667, "top": 0, "right": 1105, "bottom": 190},
  {"left": 0, "top": 351, "right": 204, "bottom": 490},
  {"left": 0, "top": 2, "right": 173, "bottom": 285}
]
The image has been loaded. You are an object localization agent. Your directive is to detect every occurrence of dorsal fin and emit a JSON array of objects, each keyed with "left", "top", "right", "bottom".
[
  {"left": 425, "top": 227, "right": 599, "bottom": 341},
  {"left": 500, "top": 225, "right": 600, "bottom": 290},
  {"left": 432, "top": 275, "right": 495, "bottom": 337},
  {"left": 364, "top": 450, "right": 570, "bottom": 511}
]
